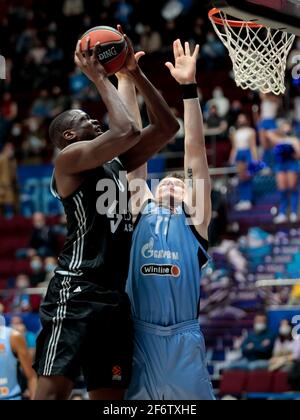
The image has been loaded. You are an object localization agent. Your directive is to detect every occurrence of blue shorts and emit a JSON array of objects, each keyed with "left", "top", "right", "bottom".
[
  {"left": 125, "top": 319, "right": 215, "bottom": 401},
  {"left": 275, "top": 160, "right": 299, "bottom": 173},
  {"left": 258, "top": 118, "right": 277, "bottom": 131},
  {"left": 235, "top": 150, "right": 252, "bottom": 164}
]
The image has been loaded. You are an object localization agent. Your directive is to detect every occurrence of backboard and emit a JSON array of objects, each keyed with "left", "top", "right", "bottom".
[{"left": 209, "top": 0, "right": 300, "bottom": 35}]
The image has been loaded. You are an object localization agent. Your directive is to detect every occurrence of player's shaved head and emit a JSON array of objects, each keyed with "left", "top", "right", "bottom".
[
  {"left": 49, "top": 110, "right": 80, "bottom": 149},
  {"left": 49, "top": 110, "right": 103, "bottom": 150}
]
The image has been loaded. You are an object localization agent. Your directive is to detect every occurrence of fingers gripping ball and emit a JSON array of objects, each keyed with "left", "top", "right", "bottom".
[{"left": 80, "top": 26, "right": 128, "bottom": 76}]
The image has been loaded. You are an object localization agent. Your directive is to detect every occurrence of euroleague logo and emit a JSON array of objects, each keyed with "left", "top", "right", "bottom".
[
  {"left": 112, "top": 365, "right": 122, "bottom": 382},
  {"left": 141, "top": 264, "right": 181, "bottom": 278}
]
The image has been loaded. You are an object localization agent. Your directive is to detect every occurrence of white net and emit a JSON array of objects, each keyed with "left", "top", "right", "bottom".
[{"left": 209, "top": 10, "right": 296, "bottom": 95}]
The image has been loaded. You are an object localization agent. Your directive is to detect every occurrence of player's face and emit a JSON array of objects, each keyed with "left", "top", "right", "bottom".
[
  {"left": 156, "top": 177, "right": 186, "bottom": 206},
  {"left": 70, "top": 110, "right": 103, "bottom": 141}
]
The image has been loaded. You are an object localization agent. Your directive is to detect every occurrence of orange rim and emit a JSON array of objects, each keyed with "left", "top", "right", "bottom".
[{"left": 209, "top": 8, "right": 263, "bottom": 28}]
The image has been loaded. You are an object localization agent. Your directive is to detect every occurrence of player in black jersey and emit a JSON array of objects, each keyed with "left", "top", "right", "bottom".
[{"left": 34, "top": 34, "right": 179, "bottom": 400}]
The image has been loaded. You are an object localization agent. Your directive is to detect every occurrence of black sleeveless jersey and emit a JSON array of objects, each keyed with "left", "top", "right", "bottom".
[{"left": 51, "top": 158, "right": 133, "bottom": 292}]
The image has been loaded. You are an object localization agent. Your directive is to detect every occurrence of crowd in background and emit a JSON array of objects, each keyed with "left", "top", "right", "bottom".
[{"left": 1, "top": 1, "right": 300, "bottom": 218}]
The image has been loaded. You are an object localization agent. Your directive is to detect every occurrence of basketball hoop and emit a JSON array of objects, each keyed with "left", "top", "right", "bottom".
[{"left": 209, "top": 8, "right": 296, "bottom": 95}]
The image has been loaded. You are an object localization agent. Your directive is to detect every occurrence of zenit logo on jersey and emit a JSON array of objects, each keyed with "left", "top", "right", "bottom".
[{"left": 141, "top": 264, "right": 181, "bottom": 277}]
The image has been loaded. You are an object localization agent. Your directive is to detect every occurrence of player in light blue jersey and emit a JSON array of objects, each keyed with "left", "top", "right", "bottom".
[
  {"left": 117, "top": 40, "right": 215, "bottom": 400},
  {"left": 0, "top": 318, "right": 37, "bottom": 400}
]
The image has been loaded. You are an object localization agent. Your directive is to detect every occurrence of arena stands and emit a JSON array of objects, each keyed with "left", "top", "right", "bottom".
[{"left": 1, "top": 0, "right": 300, "bottom": 400}]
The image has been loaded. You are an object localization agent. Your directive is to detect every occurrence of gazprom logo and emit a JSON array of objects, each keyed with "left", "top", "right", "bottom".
[{"left": 0, "top": 55, "right": 6, "bottom": 80}]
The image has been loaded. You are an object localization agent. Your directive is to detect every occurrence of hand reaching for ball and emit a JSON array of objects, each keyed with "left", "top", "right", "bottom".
[
  {"left": 75, "top": 38, "right": 108, "bottom": 83},
  {"left": 116, "top": 25, "right": 145, "bottom": 78}
]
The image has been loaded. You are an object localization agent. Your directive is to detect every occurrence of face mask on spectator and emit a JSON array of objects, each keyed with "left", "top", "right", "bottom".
[
  {"left": 34, "top": 221, "right": 45, "bottom": 229},
  {"left": 45, "top": 264, "right": 56, "bottom": 273},
  {"left": 31, "top": 260, "right": 43, "bottom": 272},
  {"left": 254, "top": 323, "right": 267, "bottom": 334},
  {"left": 280, "top": 326, "right": 292, "bottom": 337},
  {"left": 12, "top": 125, "right": 22, "bottom": 136}
]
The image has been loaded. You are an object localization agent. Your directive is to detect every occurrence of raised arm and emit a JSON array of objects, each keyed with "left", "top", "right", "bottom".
[
  {"left": 116, "top": 55, "right": 154, "bottom": 221},
  {"left": 11, "top": 331, "right": 37, "bottom": 400},
  {"left": 166, "top": 40, "right": 212, "bottom": 240},
  {"left": 56, "top": 39, "right": 141, "bottom": 176},
  {"left": 116, "top": 29, "right": 179, "bottom": 172}
]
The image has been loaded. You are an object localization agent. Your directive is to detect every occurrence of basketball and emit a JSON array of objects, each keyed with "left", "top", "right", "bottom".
[{"left": 80, "top": 26, "right": 128, "bottom": 76}]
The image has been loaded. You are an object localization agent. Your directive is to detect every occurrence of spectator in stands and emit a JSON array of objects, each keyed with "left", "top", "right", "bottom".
[
  {"left": 140, "top": 25, "right": 162, "bottom": 54},
  {"left": 204, "top": 104, "right": 228, "bottom": 138},
  {"left": 114, "top": 0, "right": 133, "bottom": 26},
  {"left": 30, "top": 256, "right": 46, "bottom": 287},
  {"left": 38, "top": 256, "right": 57, "bottom": 287},
  {"left": 43, "top": 36, "right": 64, "bottom": 67},
  {"left": 229, "top": 114, "right": 258, "bottom": 211},
  {"left": 0, "top": 92, "right": 18, "bottom": 123},
  {"left": 31, "top": 90, "right": 53, "bottom": 119},
  {"left": 227, "top": 100, "right": 243, "bottom": 128},
  {"left": 10, "top": 316, "right": 37, "bottom": 360},
  {"left": 28, "top": 212, "right": 57, "bottom": 257},
  {"left": 53, "top": 214, "right": 67, "bottom": 236},
  {"left": 62, "top": 0, "right": 84, "bottom": 17},
  {"left": 225, "top": 314, "right": 275, "bottom": 371},
  {"left": 201, "top": 31, "right": 226, "bottom": 69},
  {"left": 22, "top": 117, "right": 47, "bottom": 164},
  {"left": 0, "top": 93, "right": 18, "bottom": 145},
  {"left": 49, "top": 86, "right": 70, "bottom": 119},
  {"left": 268, "top": 121, "right": 300, "bottom": 224},
  {"left": 206, "top": 87, "right": 230, "bottom": 118},
  {"left": 0, "top": 143, "right": 19, "bottom": 217},
  {"left": 190, "top": 17, "right": 205, "bottom": 46},
  {"left": 256, "top": 93, "right": 281, "bottom": 168},
  {"left": 29, "top": 37, "right": 47, "bottom": 66},
  {"left": 11, "top": 275, "right": 32, "bottom": 313},
  {"left": 69, "top": 67, "right": 91, "bottom": 100},
  {"left": 269, "top": 319, "right": 300, "bottom": 372}
]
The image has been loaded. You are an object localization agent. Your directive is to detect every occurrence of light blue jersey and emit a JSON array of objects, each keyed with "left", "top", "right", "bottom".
[
  {"left": 0, "top": 327, "right": 22, "bottom": 400},
  {"left": 126, "top": 201, "right": 215, "bottom": 400}
]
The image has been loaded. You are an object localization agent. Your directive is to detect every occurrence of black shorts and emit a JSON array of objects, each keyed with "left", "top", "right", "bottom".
[{"left": 34, "top": 275, "right": 134, "bottom": 391}]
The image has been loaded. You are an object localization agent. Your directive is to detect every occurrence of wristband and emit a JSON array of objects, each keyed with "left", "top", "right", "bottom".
[{"left": 181, "top": 83, "right": 198, "bottom": 100}]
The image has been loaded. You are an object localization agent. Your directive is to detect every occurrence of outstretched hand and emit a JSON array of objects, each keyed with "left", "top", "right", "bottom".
[
  {"left": 116, "top": 25, "right": 145, "bottom": 78},
  {"left": 75, "top": 38, "right": 107, "bottom": 83},
  {"left": 165, "top": 40, "right": 199, "bottom": 85}
]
